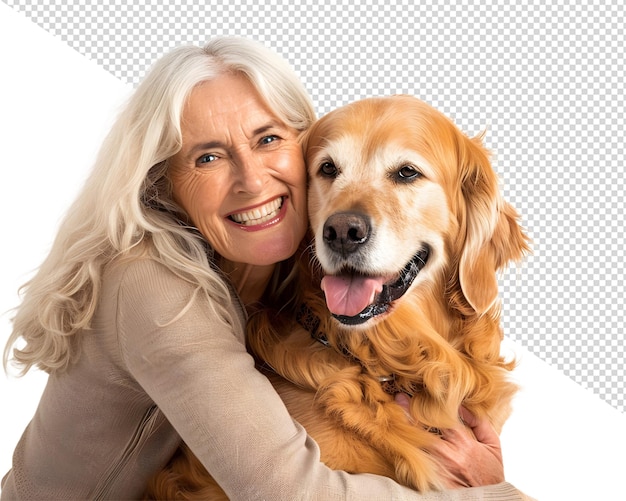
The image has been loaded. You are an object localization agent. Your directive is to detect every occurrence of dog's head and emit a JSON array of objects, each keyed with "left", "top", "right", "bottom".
[{"left": 301, "top": 96, "right": 529, "bottom": 326}]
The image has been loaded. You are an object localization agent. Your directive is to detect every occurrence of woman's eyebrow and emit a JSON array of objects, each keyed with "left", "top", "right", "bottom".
[
  {"left": 185, "top": 141, "right": 224, "bottom": 160},
  {"left": 252, "top": 121, "right": 284, "bottom": 136},
  {"left": 251, "top": 120, "right": 285, "bottom": 137}
]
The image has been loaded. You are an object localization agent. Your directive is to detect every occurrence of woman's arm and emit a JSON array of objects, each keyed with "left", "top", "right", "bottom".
[{"left": 116, "top": 258, "right": 529, "bottom": 500}]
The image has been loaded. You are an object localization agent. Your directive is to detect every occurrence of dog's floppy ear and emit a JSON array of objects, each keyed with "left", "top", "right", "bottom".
[
  {"left": 457, "top": 133, "right": 530, "bottom": 314},
  {"left": 298, "top": 125, "right": 313, "bottom": 153},
  {"left": 298, "top": 122, "right": 320, "bottom": 178}
]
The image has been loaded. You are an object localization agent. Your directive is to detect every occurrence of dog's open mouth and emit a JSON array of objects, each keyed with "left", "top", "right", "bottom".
[{"left": 320, "top": 246, "right": 431, "bottom": 325}]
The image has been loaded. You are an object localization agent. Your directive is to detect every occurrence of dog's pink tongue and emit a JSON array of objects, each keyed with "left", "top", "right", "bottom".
[{"left": 321, "top": 275, "right": 385, "bottom": 317}]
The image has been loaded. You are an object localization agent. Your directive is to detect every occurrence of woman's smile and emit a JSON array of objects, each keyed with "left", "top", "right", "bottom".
[{"left": 227, "top": 195, "right": 286, "bottom": 230}]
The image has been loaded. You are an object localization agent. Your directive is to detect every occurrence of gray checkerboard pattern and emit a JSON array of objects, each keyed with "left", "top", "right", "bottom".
[{"left": 4, "top": 0, "right": 625, "bottom": 413}]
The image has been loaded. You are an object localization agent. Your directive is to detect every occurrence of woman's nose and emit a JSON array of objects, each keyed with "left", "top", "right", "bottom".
[{"left": 233, "top": 152, "right": 267, "bottom": 194}]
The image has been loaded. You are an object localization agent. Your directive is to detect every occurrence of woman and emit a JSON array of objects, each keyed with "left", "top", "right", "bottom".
[{"left": 2, "top": 37, "right": 529, "bottom": 500}]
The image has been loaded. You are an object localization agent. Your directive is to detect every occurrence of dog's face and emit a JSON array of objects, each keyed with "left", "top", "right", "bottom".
[{"left": 301, "top": 96, "right": 528, "bottom": 327}]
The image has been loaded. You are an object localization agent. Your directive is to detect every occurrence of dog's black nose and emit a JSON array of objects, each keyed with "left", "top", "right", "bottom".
[{"left": 323, "top": 212, "right": 371, "bottom": 255}]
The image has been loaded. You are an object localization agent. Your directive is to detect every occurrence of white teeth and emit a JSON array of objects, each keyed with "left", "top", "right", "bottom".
[{"left": 230, "top": 197, "right": 283, "bottom": 226}]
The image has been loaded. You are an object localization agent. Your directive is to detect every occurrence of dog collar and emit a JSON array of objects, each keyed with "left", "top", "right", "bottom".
[{"left": 296, "top": 303, "right": 402, "bottom": 395}]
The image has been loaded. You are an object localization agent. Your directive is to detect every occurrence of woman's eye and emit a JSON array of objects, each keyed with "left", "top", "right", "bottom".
[
  {"left": 197, "top": 153, "right": 218, "bottom": 165},
  {"left": 260, "top": 135, "right": 279, "bottom": 145}
]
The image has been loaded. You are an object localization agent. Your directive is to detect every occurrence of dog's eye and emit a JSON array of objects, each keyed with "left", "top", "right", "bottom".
[
  {"left": 396, "top": 165, "right": 422, "bottom": 182},
  {"left": 319, "top": 161, "right": 338, "bottom": 178}
]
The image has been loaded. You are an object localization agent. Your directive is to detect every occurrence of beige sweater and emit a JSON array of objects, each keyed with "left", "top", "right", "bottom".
[{"left": 2, "top": 256, "right": 531, "bottom": 500}]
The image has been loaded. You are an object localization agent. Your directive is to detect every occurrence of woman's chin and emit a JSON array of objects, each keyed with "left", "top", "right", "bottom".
[{"left": 249, "top": 238, "right": 300, "bottom": 266}]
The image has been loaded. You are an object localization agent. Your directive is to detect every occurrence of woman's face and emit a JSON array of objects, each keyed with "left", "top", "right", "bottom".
[{"left": 169, "top": 73, "right": 308, "bottom": 267}]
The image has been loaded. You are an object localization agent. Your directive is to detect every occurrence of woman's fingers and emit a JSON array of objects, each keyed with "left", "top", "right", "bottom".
[
  {"left": 394, "top": 392, "right": 411, "bottom": 412},
  {"left": 459, "top": 406, "right": 501, "bottom": 449},
  {"left": 428, "top": 407, "right": 505, "bottom": 487},
  {"left": 393, "top": 395, "right": 505, "bottom": 487},
  {"left": 394, "top": 393, "right": 416, "bottom": 424}
]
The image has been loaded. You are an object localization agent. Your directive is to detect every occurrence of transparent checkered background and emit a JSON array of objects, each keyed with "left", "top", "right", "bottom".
[{"left": 4, "top": 0, "right": 624, "bottom": 413}]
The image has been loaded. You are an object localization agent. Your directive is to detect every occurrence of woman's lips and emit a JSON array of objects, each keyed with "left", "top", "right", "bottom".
[{"left": 227, "top": 196, "right": 286, "bottom": 231}]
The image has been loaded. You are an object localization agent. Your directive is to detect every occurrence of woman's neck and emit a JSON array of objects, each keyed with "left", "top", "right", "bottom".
[{"left": 218, "top": 258, "right": 275, "bottom": 307}]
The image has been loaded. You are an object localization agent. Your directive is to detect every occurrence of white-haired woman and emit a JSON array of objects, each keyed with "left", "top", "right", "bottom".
[{"left": 2, "top": 37, "right": 529, "bottom": 500}]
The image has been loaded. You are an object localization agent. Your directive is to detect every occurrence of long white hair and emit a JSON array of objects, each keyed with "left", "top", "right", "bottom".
[{"left": 4, "top": 37, "right": 316, "bottom": 374}]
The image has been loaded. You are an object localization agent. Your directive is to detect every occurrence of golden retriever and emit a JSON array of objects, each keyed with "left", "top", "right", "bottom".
[{"left": 147, "top": 95, "right": 530, "bottom": 499}]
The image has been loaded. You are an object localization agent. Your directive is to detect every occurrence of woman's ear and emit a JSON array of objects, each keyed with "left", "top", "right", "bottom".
[{"left": 457, "top": 134, "right": 530, "bottom": 314}]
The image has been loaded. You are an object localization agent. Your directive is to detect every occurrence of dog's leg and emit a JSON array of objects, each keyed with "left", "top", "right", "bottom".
[{"left": 316, "top": 369, "right": 448, "bottom": 491}]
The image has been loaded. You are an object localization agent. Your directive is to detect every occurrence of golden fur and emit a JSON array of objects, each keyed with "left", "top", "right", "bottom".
[{"left": 146, "top": 96, "right": 529, "bottom": 499}]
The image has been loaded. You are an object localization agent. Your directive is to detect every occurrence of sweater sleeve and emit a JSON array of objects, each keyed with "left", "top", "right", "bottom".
[{"left": 114, "top": 259, "right": 531, "bottom": 501}]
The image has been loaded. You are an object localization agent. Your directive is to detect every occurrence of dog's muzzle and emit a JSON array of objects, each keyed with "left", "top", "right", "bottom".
[{"left": 331, "top": 245, "right": 431, "bottom": 326}]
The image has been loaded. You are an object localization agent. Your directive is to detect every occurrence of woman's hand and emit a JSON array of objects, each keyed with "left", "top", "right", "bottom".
[
  {"left": 431, "top": 405, "right": 505, "bottom": 488},
  {"left": 395, "top": 394, "right": 505, "bottom": 488}
]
